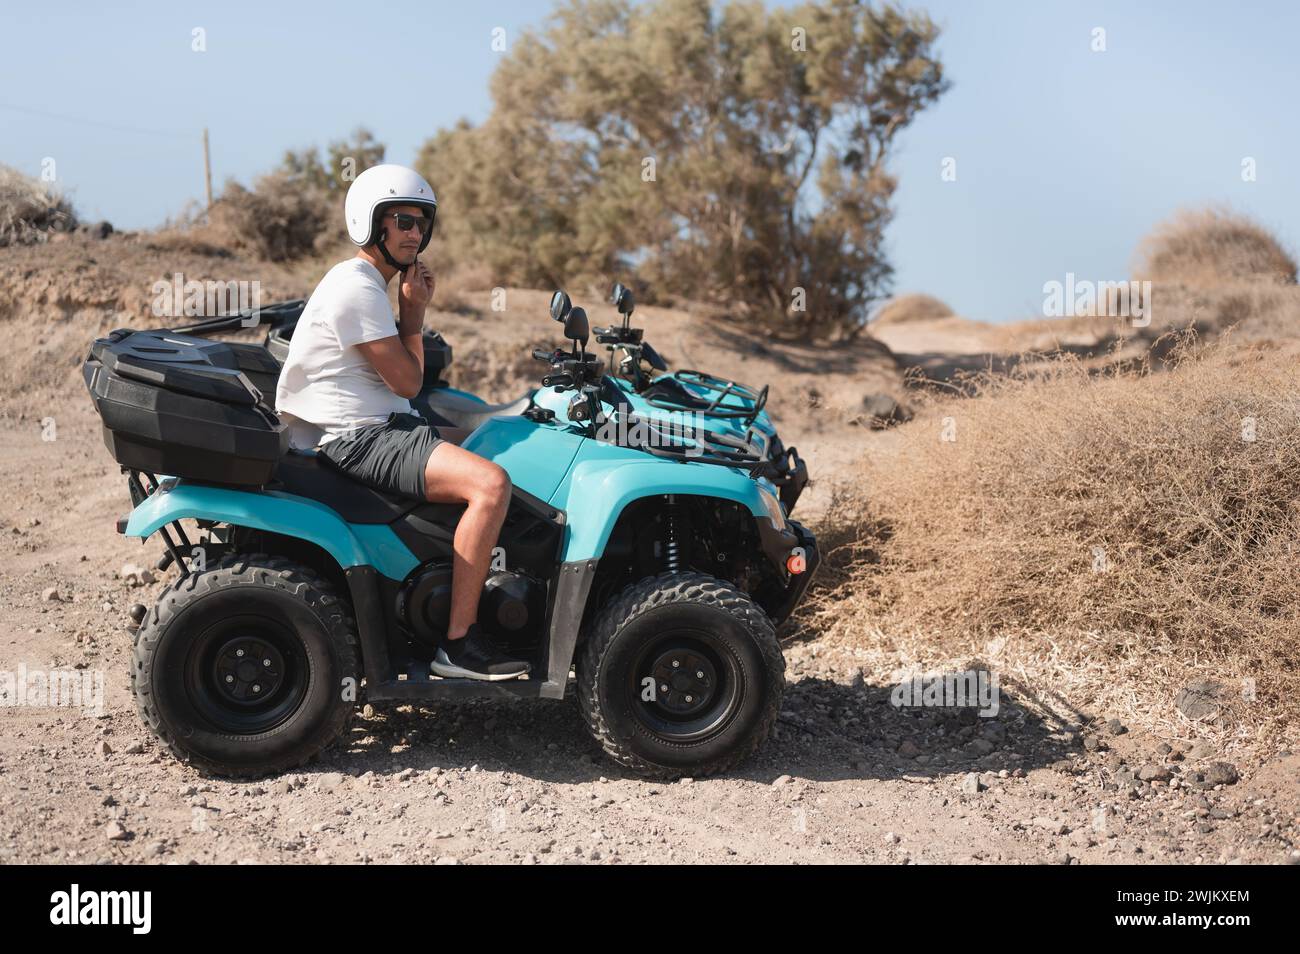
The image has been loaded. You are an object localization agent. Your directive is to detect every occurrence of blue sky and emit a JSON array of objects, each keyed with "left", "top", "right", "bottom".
[{"left": 1, "top": 0, "right": 1295, "bottom": 322}]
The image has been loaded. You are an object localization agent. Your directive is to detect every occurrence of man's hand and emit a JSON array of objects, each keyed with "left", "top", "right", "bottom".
[{"left": 400, "top": 260, "right": 435, "bottom": 313}]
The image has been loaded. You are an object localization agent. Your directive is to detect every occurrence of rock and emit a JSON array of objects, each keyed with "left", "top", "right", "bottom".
[
  {"left": 42, "top": 587, "right": 61, "bottom": 602},
  {"left": 960, "top": 773, "right": 985, "bottom": 795},
  {"left": 104, "top": 821, "right": 129, "bottom": 841},
  {"left": 96, "top": 740, "right": 112, "bottom": 757},
  {"left": 1032, "top": 817, "right": 1068, "bottom": 835},
  {"left": 771, "top": 774, "right": 792, "bottom": 786},
  {"left": 969, "top": 738, "right": 995, "bottom": 756},
  {"left": 1203, "top": 762, "right": 1239, "bottom": 786},
  {"left": 123, "top": 741, "right": 144, "bottom": 755},
  {"left": 434, "top": 856, "right": 460, "bottom": 865},
  {"left": 861, "top": 393, "right": 912, "bottom": 429},
  {"left": 1105, "top": 718, "right": 1127, "bottom": 736},
  {"left": 1083, "top": 735, "right": 1107, "bottom": 752},
  {"left": 1175, "top": 680, "right": 1225, "bottom": 722},
  {"left": 1138, "top": 764, "right": 1171, "bottom": 782},
  {"left": 317, "top": 772, "right": 345, "bottom": 791},
  {"left": 883, "top": 831, "right": 900, "bottom": 845},
  {"left": 1187, "top": 741, "right": 1217, "bottom": 760},
  {"left": 897, "top": 739, "right": 920, "bottom": 758},
  {"left": 118, "top": 563, "right": 155, "bottom": 587},
  {"left": 80, "top": 220, "right": 113, "bottom": 239}
]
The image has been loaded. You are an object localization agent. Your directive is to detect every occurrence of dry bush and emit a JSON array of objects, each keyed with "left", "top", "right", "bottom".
[
  {"left": 207, "top": 172, "right": 332, "bottom": 262},
  {"left": 1135, "top": 208, "right": 1297, "bottom": 287},
  {"left": 0, "top": 164, "right": 77, "bottom": 246},
  {"left": 871, "top": 293, "right": 954, "bottom": 327},
  {"left": 433, "top": 256, "right": 496, "bottom": 317},
  {"left": 808, "top": 340, "right": 1300, "bottom": 733}
]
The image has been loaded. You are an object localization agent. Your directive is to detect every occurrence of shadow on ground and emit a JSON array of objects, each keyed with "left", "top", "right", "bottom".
[{"left": 309, "top": 669, "right": 1085, "bottom": 787}]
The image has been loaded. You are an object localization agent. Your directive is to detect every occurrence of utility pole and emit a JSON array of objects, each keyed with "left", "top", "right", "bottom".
[{"left": 202, "top": 127, "right": 213, "bottom": 212}]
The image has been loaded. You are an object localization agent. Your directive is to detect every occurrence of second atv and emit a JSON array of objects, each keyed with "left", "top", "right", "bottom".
[{"left": 85, "top": 291, "right": 819, "bottom": 779}]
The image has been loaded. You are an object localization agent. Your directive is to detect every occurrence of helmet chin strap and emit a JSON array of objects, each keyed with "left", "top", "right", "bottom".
[{"left": 373, "top": 227, "right": 414, "bottom": 275}]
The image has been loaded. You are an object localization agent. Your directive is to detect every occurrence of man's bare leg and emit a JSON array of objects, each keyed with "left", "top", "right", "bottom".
[{"left": 421, "top": 441, "right": 511, "bottom": 640}]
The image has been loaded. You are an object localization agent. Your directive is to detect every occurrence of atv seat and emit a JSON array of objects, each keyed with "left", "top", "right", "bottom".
[
  {"left": 270, "top": 449, "right": 448, "bottom": 525},
  {"left": 415, "top": 390, "right": 532, "bottom": 432}
]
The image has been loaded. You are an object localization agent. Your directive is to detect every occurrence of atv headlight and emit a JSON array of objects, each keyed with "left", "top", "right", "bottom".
[{"left": 758, "top": 486, "right": 786, "bottom": 529}]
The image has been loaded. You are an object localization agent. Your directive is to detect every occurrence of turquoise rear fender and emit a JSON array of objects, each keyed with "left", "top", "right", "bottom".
[
  {"left": 547, "top": 447, "right": 771, "bottom": 562},
  {"left": 124, "top": 482, "right": 420, "bottom": 582}
]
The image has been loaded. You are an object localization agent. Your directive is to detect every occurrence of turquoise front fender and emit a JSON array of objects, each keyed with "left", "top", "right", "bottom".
[
  {"left": 125, "top": 482, "right": 419, "bottom": 582},
  {"left": 547, "top": 443, "right": 771, "bottom": 562}
]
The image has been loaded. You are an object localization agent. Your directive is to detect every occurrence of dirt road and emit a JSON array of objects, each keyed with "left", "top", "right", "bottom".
[{"left": 2, "top": 395, "right": 1296, "bottom": 865}]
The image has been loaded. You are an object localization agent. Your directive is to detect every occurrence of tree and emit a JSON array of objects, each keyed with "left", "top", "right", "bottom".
[
  {"left": 279, "top": 128, "right": 386, "bottom": 196},
  {"left": 418, "top": 0, "right": 947, "bottom": 338},
  {"left": 210, "top": 129, "right": 386, "bottom": 261}
]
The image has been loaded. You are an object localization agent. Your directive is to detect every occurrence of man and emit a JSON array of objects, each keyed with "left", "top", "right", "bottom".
[{"left": 275, "top": 163, "right": 529, "bottom": 681}]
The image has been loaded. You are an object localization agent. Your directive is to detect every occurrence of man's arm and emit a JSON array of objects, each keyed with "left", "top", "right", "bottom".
[{"left": 356, "top": 261, "right": 435, "bottom": 399}]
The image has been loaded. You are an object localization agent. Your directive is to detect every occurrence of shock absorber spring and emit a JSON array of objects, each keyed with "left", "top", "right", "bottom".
[{"left": 663, "top": 495, "right": 688, "bottom": 573}]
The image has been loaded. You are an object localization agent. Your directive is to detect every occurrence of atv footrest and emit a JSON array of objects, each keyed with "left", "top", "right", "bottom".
[{"left": 366, "top": 674, "right": 555, "bottom": 701}]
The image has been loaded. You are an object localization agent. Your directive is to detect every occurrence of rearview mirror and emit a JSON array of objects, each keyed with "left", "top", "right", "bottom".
[
  {"left": 611, "top": 282, "right": 634, "bottom": 317},
  {"left": 549, "top": 290, "right": 572, "bottom": 323},
  {"left": 564, "top": 306, "right": 590, "bottom": 346}
]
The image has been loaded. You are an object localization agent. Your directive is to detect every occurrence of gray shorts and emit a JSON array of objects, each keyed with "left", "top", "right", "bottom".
[{"left": 317, "top": 412, "right": 444, "bottom": 500}]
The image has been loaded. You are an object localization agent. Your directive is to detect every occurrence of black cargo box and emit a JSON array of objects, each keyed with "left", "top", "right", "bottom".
[{"left": 83, "top": 328, "right": 288, "bottom": 487}]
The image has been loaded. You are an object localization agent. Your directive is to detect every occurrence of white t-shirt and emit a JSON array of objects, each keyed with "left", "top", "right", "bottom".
[{"left": 275, "top": 258, "right": 412, "bottom": 448}]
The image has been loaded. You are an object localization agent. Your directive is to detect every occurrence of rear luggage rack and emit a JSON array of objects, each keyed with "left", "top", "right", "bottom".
[{"left": 171, "top": 298, "right": 307, "bottom": 337}]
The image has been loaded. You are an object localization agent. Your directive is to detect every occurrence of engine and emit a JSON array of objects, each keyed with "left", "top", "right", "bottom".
[{"left": 397, "top": 562, "right": 544, "bottom": 650}]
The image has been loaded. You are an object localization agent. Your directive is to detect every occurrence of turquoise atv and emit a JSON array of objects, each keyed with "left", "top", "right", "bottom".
[
  {"left": 249, "top": 283, "right": 809, "bottom": 512},
  {"left": 84, "top": 292, "right": 819, "bottom": 779}
]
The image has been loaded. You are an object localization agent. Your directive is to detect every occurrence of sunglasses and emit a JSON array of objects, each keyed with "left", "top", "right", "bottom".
[{"left": 385, "top": 211, "right": 434, "bottom": 234}]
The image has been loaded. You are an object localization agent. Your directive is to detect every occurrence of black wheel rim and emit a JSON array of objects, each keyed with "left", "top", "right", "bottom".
[
  {"left": 185, "top": 615, "right": 309, "bottom": 734},
  {"left": 627, "top": 629, "right": 742, "bottom": 743}
]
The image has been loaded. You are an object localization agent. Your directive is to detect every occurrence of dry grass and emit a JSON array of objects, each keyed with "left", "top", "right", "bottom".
[
  {"left": 0, "top": 164, "right": 77, "bottom": 247},
  {"left": 805, "top": 339, "right": 1300, "bottom": 739},
  {"left": 1136, "top": 207, "right": 1297, "bottom": 287},
  {"left": 871, "top": 293, "right": 954, "bottom": 327}
]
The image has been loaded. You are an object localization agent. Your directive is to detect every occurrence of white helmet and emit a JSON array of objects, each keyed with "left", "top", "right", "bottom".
[{"left": 344, "top": 164, "right": 438, "bottom": 261}]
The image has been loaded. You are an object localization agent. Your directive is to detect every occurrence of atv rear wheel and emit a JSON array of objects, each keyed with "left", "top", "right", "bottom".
[
  {"left": 578, "top": 572, "right": 784, "bottom": 778},
  {"left": 132, "top": 553, "right": 359, "bottom": 778}
]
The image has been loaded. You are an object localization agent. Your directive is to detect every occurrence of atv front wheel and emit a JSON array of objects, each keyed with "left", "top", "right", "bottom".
[
  {"left": 132, "top": 553, "right": 359, "bottom": 778},
  {"left": 578, "top": 572, "right": 784, "bottom": 778}
]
